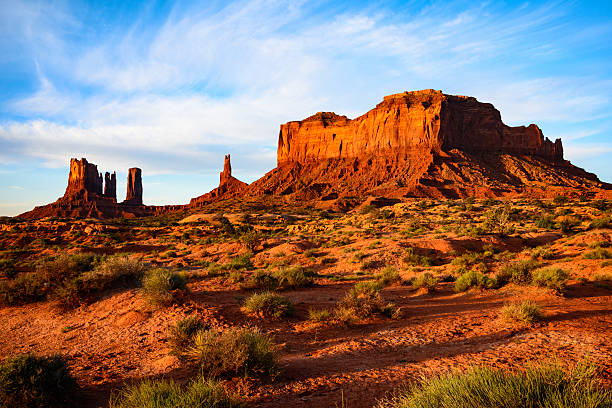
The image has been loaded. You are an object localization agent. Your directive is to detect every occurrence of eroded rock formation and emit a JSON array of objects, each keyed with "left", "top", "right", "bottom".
[
  {"left": 189, "top": 154, "right": 248, "bottom": 207},
  {"left": 124, "top": 168, "right": 143, "bottom": 205},
  {"left": 277, "top": 90, "right": 563, "bottom": 166},
  {"left": 251, "top": 89, "right": 607, "bottom": 199},
  {"left": 104, "top": 172, "right": 116, "bottom": 200},
  {"left": 18, "top": 159, "right": 181, "bottom": 219}
]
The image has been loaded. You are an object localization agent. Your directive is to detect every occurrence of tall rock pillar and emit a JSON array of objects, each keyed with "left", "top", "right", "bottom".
[
  {"left": 104, "top": 172, "right": 117, "bottom": 200},
  {"left": 125, "top": 168, "right": 143, "bottom": 205},
  {"left": 220, "top": 154, "right": 232, "bottom": 185}
]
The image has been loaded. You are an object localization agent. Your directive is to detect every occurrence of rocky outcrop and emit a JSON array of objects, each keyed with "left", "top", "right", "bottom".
[
  {"left": 18, "top": 159, "right": 175, "bottom": 219},
  {"left": 189, "top": 154, "right": 248, "bottom": 207},
  {"left": 124, "top": 168, "right": 143, "bottom": 205},
  {"left": 277, "top": 90, "right": 563, "bottom": 166},
  {"left": 252, "top": 89, "right": 607, "bottom": 199}
]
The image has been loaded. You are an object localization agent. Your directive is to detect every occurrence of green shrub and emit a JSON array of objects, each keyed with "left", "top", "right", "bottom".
[
  {"left": 497, "top": 260, "right": 539, "bottom": 286},
  {"left": 244, "top": 292, "right": 294, "bottom": 318},
  {"left": 454, "top": 270, "right": 493, "bottom": 292},
  {"left": 535, "top": 215, "right": 555, "bottom": 229},
  {"left": 54, "top": 256, "right": 145, "bottom": 309},
  {"left": 530, "top": 246, "right": 555, "bottom": 260},
  {"left": 240, "top": 231, "right": 261, "bottom": 252},
  {"left": 531, "top": 268, "right": 570, "bottom": 291},
  {"left": 189, "top": 327, "right": 278, "bottom": 377},
  {"left": 375, "top": 361, "right": 611, "bottom": 408},
  {"left": 376, "top": 267, "right": 402, "bottom": 286},
  {"left": 142, "top": 268, "right": 187, "bottom": 307},
  {"left": 583, "top": 248, "right": 612, "bottom": 259},
  {"left": 168, "top": 316, "right": 205, "bottom": 355},
  {"left": 0, "top": 258, "right": 17, "bottom": 279},
  {"left": 500, "top": 300, "right": 542, "bottom": 324},
  {"left": 0, "top": 354, "right": 77, "bottom": 408},
  {"left": 403, "top": 248, "right": 433, "bottom": 266},
  {"left": 589, "top": 216, "right": 612, "bottom": 230},
  {"left": 335, "top": 280, "right": 393, "bottom": 321},
  {"left": 553, "top": 195, "right": 569, "bottom": 205},
  {"left": 589, "top": 199, "right": 608, "bottom": 211},
  {"left": 273, "top": 266, "right": 315, "bottom": 289},
  {"left": 412, "top": 273, "right": 438, "bottom": 291},
  {"left": 241, "top": 270, "right": 279, "bottom": 290},
  {"left": 482, "top": 205, "right": 513, "bottom": 235},
  {"left": 109, "top": 377, "right": 244, "bottom": 408},
  {"left": 308, "top": 308, "right": 330, "bottom": 322},
  {"left": 0, "top": 273, "right": 47, "bottom": 305},
  {"left": 557, "top": 216, "right": 580, "bottom": 234}
]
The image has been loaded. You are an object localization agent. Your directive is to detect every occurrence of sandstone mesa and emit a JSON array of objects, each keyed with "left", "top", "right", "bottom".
[{"left": 18, "top": 89, "right": 611, "bottom": 219}]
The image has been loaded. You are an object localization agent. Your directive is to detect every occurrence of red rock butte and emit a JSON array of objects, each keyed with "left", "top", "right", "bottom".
[
  {"left": 17, "top": 89, "right": 611, "bottom": 219},
  {"left": 250, "top": 89, "right": 607, "bottom": 199}
]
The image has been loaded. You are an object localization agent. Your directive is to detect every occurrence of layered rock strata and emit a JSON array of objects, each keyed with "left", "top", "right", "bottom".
[{"left": 251, "top": 89, "right": 607, "bottom": 199}]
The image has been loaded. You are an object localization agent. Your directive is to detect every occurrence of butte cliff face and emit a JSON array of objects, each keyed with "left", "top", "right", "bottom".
[
  {"left": 277, "top": 90, "right": 562, "bottom": 165},
  {"left": 252, "top": 89, "right": 606, "bottom": 199}
]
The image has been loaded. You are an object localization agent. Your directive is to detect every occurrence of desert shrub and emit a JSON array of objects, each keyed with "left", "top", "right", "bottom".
[
  {"left": 376, "top": 266, "right": 402, "bottom": 286},
  {"left": 497, "top": 260, "right": 539, "bottom": 286},
  {"left": 451, "top": 251, "right": 493, "bottom": 269},
  {"left": 589, "top": 199, "right": 609, "bottom": 211},
  {"left": 412, "top": 272, "right": 438, "bottom": 291},
  {"left": 482, "top": 204, "right": 513, "bottom": 235},
  {"left": 142, "top": 268, "right": 187, "bottom": 307},
  {"left": 403, "top": 248, "right": 433, "bottom": 266},
  {"left": 189, "top": 327, "right": 278, "bottom": 378},
  {"left": 352, "top": 251, "right": 367, "bottom": 262},
  {"left": 109, "top": 377, "right": 244, "bottom": 408},
  {"left": 273, "top": 266, "right": 315, "bottom": 289},
  {"left": 0, "top": 273, "right": 47, "bottom": 305},
  {"left": 531, "top": 268, "right": 570, "bottom": 291},
  {"left": 168, "top": 316, "right": 205, "bottom": 355},
  {"left": 228, "top": 253, "right": 253, "bottom": 270},
  {"left": 336, "top": 281, "right": 392, "bottom": 321},
  {"left": 583, "top": 248, "right": 612, "bottom": 260},
  {"left": 361, "top": 259, "right": 380, "bottom": 270},
  {"left": 454, "top": 270, "right": 493, "bottom": 292},
  {"left": 553, "top": 195, "right": 569, "bottom": 205},
  {"left": 557, "top": 216, "right": 580, "bottom": 234},
  {"left": 241, "top": 270, "right": 279, "bottom": 290},
  {"left": 500, "top": 300, "right": 542, "bottom": 324},
  {"left": 54, "top": 256, "right": 145, "bottom": 309},
  {"left": 530, "top": 246, "right": 555, "bottom": 260},
  {"left": 244, "top": 292, "right": 294, "bottom": 318},
  {"left": 240, "top": 231, "right": 261, "bottom": 252},
  {"left": 308, "top": 308, "right": 330, "bottom": 322},
  {"left": 304, "top": 249, "right": 322, "bottom": 258},
  {"left": 375, "top": 361, "right": 611, "bottom": 408},
  {"left": 0, "top": 354, "right": 77, "bottom": 408},
  {"left": 0, "top": 258, "right": 17, "bottom": 279},
  {"left": 535, "top": 215, "right": 556, "bottom": 230},
  {"left": 589, "top": 217, "right": 612, "bottom": 230}
]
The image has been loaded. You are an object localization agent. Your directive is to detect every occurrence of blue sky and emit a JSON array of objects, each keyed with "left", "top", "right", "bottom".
[{"left": 1, "top": 0, "right": 611, "bottom": 216}]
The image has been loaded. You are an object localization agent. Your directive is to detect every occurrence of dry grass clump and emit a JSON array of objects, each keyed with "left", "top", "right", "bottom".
[
  {"left": 308, "top": 308, "right": 331, "bottom": 322},
  {"left": 500, "top": 300, "right": 542, "bottom": 325},
  {"left": 531, "top": 268, "right": 570, "bottom": 291},
  {"left": 188, "top": 327, "right": 278, "bottom": 378},
  {"left": 109, "top": 377, "right": 244, "bottom": 408},
  {"left": 411, "top": 272, "right": 438, "bottom": 291},
  {"left": 243, "top": 291, "right": 294, "bottom": 318},
  {"left": 376, "top": 361, "right": 612, "bottom": 408},
  {"left": 454, "top": 270, "right": 494, "bottom": 292},
  {"left": 142, "top": 268, "right": 187, "bottom": 307},
  {"left": 168, "top": 316, "right": 205, "bottom": 355},
  {"left": 335, "top": 281, "right": 398, "bottom": 324}
]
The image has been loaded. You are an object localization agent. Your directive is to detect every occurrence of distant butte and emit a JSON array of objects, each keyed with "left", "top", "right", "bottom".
[{"left": 17, "top": 89, "right": 611, "bottom": 219}]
